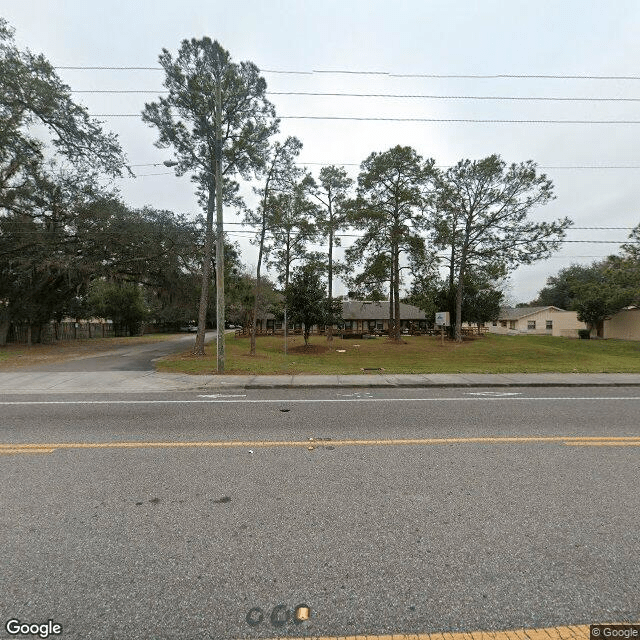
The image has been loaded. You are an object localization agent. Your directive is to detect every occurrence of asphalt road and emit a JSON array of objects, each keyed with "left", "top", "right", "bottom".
[
  {"left": 24, "top": 331, "right": 214, "bottom": 372},
  {"left": 1, "top": 387, "right": 639, "bottom": 639}
]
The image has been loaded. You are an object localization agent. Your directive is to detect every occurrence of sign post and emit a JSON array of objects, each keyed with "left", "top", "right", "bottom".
[{"left": 435, "top": 311, "right": 450, "bottom": 345}]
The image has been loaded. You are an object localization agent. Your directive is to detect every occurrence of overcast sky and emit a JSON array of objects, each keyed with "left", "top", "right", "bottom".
[{"left": 3, "top": 0, "right": 640, "bottom": 303}]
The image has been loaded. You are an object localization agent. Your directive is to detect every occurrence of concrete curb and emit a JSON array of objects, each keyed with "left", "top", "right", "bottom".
[
  {"left": 243, "top": 381, "right": 640, "bottom": 389},
  {"left": 2, "top": 372, "right": 640, "bottom": 394}
]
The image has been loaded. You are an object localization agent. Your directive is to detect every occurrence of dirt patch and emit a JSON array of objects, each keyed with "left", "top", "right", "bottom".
[{"left": 288, "top": 344, "right": 331, "bottom": 355}]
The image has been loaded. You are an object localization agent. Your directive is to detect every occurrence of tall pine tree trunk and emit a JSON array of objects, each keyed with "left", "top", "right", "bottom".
[
  {"left": 455, "top": 241, "right": 469, "bottom": 343},
  {"left": 250, "top": 221, "right": 266, "bottom": 356},
  {"left": 283, "top": 239, "right": 291, "bottom": 355},
  {"left": 327, "top": 229, "right": 334, "bottom": 342},
  {"left": 393, "top": 244, "right": 401, "bottom": 342},
  {"left": 388, "top": 251, "right": 394, "bottom": 338},
  {"left": 194, "top": 186, "right": 215, "bottom": 356}
]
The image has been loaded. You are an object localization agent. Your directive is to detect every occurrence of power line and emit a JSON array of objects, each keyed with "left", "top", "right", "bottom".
[
  {"left": 316, "top": 71, "right": 640, "bottom": 80},
  {"left": 96, "top": 114, "right": 640, "bottom": 124},
  {"left": 54, "top": 66, "right": 640, "bottom": 80},
  {"left": 276, "top": 91, "right": 640, "bottom": 102},
  {"left": 294, "top": 162, "right": 640, "bottom": 170},
  {"left": 75, "top": 90, "right": 169, "bottom": 93},
  {"left": 7, "top": 220, "right": 635, "bottom": 232},
  {"left": 131, "top": 166, "right": 640, "bottom": 178},
  {"left": 296, "top": 163, "right": 640, "bottom": 171},
  {"left": 72, "top": 89, "right": 640, "bottom": 102},
  {"left": 536, "top": 166, "right": 640, "bottom": 170},
  {"left": 281, "top": 116, "right": 640, "bottom": 124},
  {"left": 6, "top": 228, "right": 636, "bottom": 243},
  {"left": 133, "top": 171, "right": 175, "bottom": 176},
  {"left": 56, "top": 66, "right": 163, "bottom": 70}
]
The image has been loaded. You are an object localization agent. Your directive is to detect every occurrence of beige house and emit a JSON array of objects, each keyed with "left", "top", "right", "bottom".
[
  {"left": 603, "top": 306, "right": 640, "bottom": 340},
  {"left": 489, "top": 306, "right": 587, "bottom": 338}
]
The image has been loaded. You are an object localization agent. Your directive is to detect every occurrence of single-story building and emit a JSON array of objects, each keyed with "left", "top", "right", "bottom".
[
  {"left": 341, "top": 301, "right": 427, "bottom": 333},
  {"left": 603, "top": 306, "right": 640, "bottom": 340},
  {"left": 253, "top": 300, "right": 427, "bottom": 334},
  {"left": 488, "top": 306, "right": 587, "bottom": 338}
]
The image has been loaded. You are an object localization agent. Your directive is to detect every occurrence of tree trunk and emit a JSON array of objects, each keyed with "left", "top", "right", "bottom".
[
  {"left": 388, "top": 255, "right": 394, "bottom": 339},
  {"left": 250, "top": 221, "right": 266, "bottom": 356},
  {"left": 284, "top": 305, "right": 288, "bottom": 352},
  {"left": 327, "top": 228, "right": 334, "bottom": 342},
  {"left": 393, "top": 245, "right": 401, "bottom": 342},
  {"left": 251, "top": 160, "right": 276, "bottom": 356},
  {"left": 283, "top": 235, "right": 291, "bottom": 356},
  {"left": 194, "top": 184, "right": 215, "bottom": 356},
  {"left": 0, "top": 307, "right": 9, "bottom": 346},
  {"left": 455, "top": 242, "right": 469, "bottom": 343}
]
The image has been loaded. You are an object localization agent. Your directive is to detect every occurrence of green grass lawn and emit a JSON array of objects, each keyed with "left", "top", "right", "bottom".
[{"left": 155, "top": 333, "right": 640, "bottom": 375}]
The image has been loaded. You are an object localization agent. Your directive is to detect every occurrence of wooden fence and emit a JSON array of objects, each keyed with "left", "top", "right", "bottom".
[{"left": 8, "top": 322, "right": 115, "bottom": 344}]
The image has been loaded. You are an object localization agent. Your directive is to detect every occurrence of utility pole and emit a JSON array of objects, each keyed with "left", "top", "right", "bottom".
[{"left": 215, "top": 79, "right": 225, "bottom": 373}]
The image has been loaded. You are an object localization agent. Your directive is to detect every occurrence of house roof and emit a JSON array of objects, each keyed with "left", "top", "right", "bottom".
[
  {"left": 342, "top": 300, "right": 426, "bottom": 320},
  {"left": 498, "top": 306, "right": 566, "bottom": 320},
  {"left": 257, "top": 300, "right": 427, "bottom": 322}
]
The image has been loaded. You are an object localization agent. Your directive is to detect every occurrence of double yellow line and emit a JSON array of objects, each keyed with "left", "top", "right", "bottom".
[{"left": 2, "top": 435, "right": 640, "bottom": 455}]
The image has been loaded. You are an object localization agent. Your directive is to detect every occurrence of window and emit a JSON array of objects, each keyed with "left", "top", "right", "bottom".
[
  {"left": 492, "top": 321, "right": 498, "bottom": 327},
  {"left": 500, "top": 320, "right": 507, "bottom": 328},
  {"left": 528, "top": 320, "right": 536, "bottom": 330},
  {"left": 509, "top": 321, "right": 516, "bottom": 330},
  {"left": 344, "top": 320, "right": 353, "bottom": 329},
  {"left": 546, "top": 320, "right": 553, "bottom": 330}
]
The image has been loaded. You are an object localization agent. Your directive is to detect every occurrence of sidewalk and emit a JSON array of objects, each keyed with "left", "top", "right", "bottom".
[{"left": 1, "top": 371, "right": 640, "bottom": 394}]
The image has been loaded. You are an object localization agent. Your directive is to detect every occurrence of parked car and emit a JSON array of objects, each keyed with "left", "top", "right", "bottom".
[{"left": 179, "top": 324, "right": 198, "bottom": 333}]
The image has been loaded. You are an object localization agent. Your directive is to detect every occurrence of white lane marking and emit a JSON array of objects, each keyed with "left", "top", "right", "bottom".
[
  {"left": 0, "top": 396, "right": 639, "bottom": 405},
  {"left": 197, "top": 394, "right": 247, "bottom": 398},
  {"left": 336, "top": 392, "right": 374, "bottom": 398},
  {"left": 466, "top": 391, "right": 522, "bottom": 397}
]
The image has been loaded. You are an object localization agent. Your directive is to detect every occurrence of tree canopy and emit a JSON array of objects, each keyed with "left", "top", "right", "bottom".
[
  {"left": 307, "top": 165, "right": 353, "bottom": 341},
  {"left": 432, "top": 154, "right": 569, "bottom": 341},
  {"left": 141, "top": 37, "right": 278, "bottom": 204},
  {"left": 142, "top": 37, "right": 278, "bottom": 357},
  {"left": 347, "top": 145, "right": 436, "bottom": 341},
  {"left": 285, "top": 264, "right": 342, "bottom": 346},
  {"left": 0, "top": 18, "right": 128, "bottom": 191},
  {"left": 244, "top": 136, "right": 302, "bottom": 355},
  {"left": 532, "top": 225, "right": 640, "bottom": 334}
]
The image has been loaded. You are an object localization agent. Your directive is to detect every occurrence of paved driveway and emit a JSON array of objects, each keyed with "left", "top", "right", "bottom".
[{"left": 19, "top": 332, "right": 214, "bottom": 372}]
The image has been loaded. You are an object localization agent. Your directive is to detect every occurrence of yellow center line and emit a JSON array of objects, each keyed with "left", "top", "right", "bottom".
[
  {"left": 248, "top": 622, "right": 639, "bottom": 640},
  {"left": 1, "top": 436, "right": 640, "bottom": 453},
  {"left": 0, "top": 447, "right": 54, "bottom": 455},
  {"left": 565, "top": 441, "right": 640, "bottom": 446}
]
